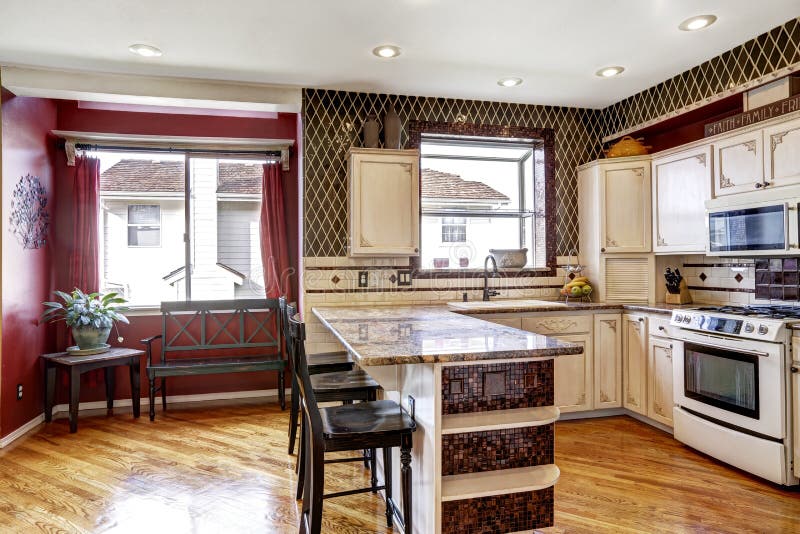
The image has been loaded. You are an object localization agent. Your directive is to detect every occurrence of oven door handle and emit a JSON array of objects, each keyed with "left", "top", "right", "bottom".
[{"left": 682, "top": 338, "right": 771, "bottom": 358}]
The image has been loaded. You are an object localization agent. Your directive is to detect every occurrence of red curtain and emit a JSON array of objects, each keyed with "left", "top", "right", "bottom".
[
  {"left": 69, "top": 155, "right": 100, "bottom": 293},
  {"left": 260, "top": 162, "right": 292, "bottom": 300}
]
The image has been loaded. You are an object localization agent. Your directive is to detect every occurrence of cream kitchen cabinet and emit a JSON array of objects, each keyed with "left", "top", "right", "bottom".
[
  {"left": 792, "top": 337, "right": 799, "bottom": 479},
  {"left": 578, "top": 156, "right": 652, "bottom": 254},
  {"left": 622, "top": 313, "right": 648, "bottom": 415},
  {"left": 648, "top": 335, "right": 675, "bottom": 427},
  {"left": 652, "top": 145, "right": 712, "bottom": 253},
  {"left": 713, "top": 129, "right": 764, "bottom": 197},
  {"left": 593, "top": 313, "right": 622, "bottom": 409},
  {"left": 551, "top": 333, "right": 593, "bottom": 413},
  {"left": 763, "top": 116, "right": 800, "bottom": 190},
  {"left": 521, "top": 316, "right": 593, "bottom": 413},
  {"left": 348, "top": 148, "right": 420, "bottom": 256}
]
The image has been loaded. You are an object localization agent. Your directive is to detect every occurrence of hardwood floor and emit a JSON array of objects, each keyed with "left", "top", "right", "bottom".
[{"left": 0, "top": 402, "right": 797, "bottom": 533}]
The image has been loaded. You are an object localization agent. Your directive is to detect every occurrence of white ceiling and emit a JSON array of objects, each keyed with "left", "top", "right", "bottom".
[{"left": 0, "top": 0, "right": 798, "bottom": 109}]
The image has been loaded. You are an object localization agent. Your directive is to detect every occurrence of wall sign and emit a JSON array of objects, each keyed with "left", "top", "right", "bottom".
[
  {"left": 9, "top": 174, "right": 49, "bottom": 249},
  {"left": 705, "top": 94, "right": 800, "bottom": 137}
]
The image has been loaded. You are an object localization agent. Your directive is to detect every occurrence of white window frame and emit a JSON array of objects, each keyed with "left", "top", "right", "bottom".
[{"left": 420, "top": 136, "right": 536, "bottom": 269}]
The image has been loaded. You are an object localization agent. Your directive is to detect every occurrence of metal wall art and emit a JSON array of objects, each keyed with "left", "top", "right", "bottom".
[{"left": 9, "top": 174, "right": 49, "bottom": 249}]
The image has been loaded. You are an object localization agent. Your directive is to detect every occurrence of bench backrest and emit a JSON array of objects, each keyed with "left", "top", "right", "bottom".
[{"left": 159, "top": 299, "right": 281, "bottom": 356}]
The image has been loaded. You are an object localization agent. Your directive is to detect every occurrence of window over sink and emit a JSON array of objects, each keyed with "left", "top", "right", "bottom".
[{"left": 418, "top": 135, "right": 548, "bottom": 269}]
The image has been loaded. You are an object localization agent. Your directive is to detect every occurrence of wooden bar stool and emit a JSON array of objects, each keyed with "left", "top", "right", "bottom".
[
  {"left": 280, "top": 298, "right": 382, "bottom": 494},
  {"left": 279, "top": 297, "right": 357, "bottom": 455},
  {"left": 288, "top": 313, "right": 416, "bottom": 534}
]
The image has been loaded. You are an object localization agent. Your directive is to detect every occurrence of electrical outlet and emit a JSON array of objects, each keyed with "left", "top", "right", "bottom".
[
  {"left": 397, "top": 270, "right": 413, "bottom": 286},
  {"left": 17, "top": 384, "right": 23, "bottom": 400},
  {"left": 407, "top": 395, "right": 415, "bottom": 419},
  {"left": 358, "top": 271, "right": 369, "bottom": 288}
]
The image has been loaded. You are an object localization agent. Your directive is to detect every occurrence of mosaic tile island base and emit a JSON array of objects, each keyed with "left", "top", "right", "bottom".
[{"left": 312, "top": 305, "right": 578, "bottom": 533}]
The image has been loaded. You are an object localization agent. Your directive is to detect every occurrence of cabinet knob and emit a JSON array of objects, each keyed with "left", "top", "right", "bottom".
[
  {"left": 600, "top": 247, "right": 606, "bottom": 253},
  {"left": 658, "top": 326, "right": 665, "bottom": 331},
  {"left": 414, "top": 248, "right": 419, "bottom": 253},
  {"left": 755, "top": 182, "right": 763, "bottom": 189},
  {"left": 792, "top": 366, "right": 799, "bottom": 374},
  {"left": 638, "top": 318, "right": 644, "bottom": 322}
]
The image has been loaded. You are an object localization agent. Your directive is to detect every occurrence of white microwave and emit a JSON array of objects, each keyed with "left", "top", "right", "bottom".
[{"left": 706, "top": 188, "right": 800, "bottom": 256}]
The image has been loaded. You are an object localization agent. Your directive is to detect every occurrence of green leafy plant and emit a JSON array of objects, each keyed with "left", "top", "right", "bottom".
[{"left": 41, "top": 289, "right": 130, "bottom": 329}]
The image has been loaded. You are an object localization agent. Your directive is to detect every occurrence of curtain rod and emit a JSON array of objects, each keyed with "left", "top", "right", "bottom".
[{"left": 74, "top": 143, "right": 282, "bottom": 158}]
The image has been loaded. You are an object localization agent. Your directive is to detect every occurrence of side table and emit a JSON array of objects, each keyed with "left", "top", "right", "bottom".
[{"left": 42, "top": 347, "right": 145, "bottom": 433}]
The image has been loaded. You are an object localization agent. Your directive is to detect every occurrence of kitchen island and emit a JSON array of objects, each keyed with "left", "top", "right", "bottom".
[{"left": 312, "top": 305, "right": 583, "bottom": 534}]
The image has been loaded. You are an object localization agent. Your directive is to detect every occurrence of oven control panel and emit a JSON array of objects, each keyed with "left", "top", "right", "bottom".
[{"left": 670, "top": 311, "right": 786, "bottom": 342}]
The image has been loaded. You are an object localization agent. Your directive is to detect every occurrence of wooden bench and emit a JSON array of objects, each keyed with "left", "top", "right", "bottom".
[{"left": 141, "top": 299, "right": 286, "bottom": 421}]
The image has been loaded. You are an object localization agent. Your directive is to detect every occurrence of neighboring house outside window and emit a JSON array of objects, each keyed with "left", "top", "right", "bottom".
[{"left": 98, "top": 154, "right": 266, "bottom": 306}]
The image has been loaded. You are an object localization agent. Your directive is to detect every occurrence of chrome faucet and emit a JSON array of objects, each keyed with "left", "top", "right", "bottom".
[{"left": 483, "top": 255, "right": 500, "bottom": 301}]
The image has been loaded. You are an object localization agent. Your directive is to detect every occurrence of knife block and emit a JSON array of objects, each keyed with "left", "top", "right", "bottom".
[{"left": 665, "top": 279, "right": 692, "bottom": 305}]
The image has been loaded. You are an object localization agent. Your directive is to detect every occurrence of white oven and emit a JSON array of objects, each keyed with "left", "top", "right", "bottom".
[
  {"left": 705, "top": 185, "right": 800, "bottom": 256},
  {"left": 669, "top": 316, "right": 797, "bottom": 485}
]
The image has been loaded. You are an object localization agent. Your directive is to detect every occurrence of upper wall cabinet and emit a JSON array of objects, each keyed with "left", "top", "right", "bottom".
[
  {"left": 764, "top": 117, "right": 800, "bottom": 190},
  {"left": 652, "top": 145, "right": 712, "bottom": 253},
  {"left": 578, "top": 157, "right": 652, "bottom": 254},
  {"left": 713, "top": 129, "right": 764, "bottom": 196},
  {"left": 348, "top": 148, "right": 420, "bottom": 256}
]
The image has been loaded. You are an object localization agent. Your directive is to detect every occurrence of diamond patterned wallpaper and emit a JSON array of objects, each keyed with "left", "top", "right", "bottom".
[
  {"left": 303, "top": 89, "right": 602, "bottom": 257},
  {"left": 602, "top": 17, "right": 800, "bottom": 139}
]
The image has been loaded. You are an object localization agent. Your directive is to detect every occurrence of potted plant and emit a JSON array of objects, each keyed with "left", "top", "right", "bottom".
[{"left": 41, "top": 289, "right": 129, "bottom": 352}]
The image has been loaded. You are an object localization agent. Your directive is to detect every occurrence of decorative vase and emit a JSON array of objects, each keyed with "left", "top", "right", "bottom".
[
  {"left": 71, "top": 326, "right": 112, "bottom": 350},
  {"left": 363, "top": 114, "right": 380, "bottom": 148},
  {"left": 384, "top": 103, "right": 402, "bottom": 149}
]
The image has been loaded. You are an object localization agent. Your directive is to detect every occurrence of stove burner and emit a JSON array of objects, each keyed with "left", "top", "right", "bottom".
[{"left": 692, "top": 305, "right": 800, "bottom": 320}]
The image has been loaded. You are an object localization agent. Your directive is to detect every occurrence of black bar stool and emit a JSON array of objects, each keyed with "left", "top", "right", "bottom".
[
  {"left": 288, "top": 313, "right": 416, "bottom": 534},
  {"left": 280, "top": 298, "right": 382, "bottom": 496},
  {"left": 280, "top": 297, "right": 358, "bottom": 455}
]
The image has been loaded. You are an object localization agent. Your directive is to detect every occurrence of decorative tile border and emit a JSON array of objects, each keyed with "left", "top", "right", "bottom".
[
  {"left": 442, "top": 360, "right": 554, "bottom": 415},
  {"left": 441, "top": 488, "right": 554, "bottom": 534},
  {"left": 442, "top": 424, "right": 554, "bottom": 476}
]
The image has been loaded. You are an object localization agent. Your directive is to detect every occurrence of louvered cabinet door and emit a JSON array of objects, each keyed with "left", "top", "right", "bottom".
[{"left": 601, "top": 255, "right": 654, "bottom": 303}]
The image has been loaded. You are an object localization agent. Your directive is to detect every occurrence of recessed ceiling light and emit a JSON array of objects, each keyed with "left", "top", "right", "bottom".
[
  {"left": 679, "top": 15, "right": 717, "bottom": 31},
  {"left": 596, "top": 66, "right": 625, "bottom": 78},
  {"left": 372, "top": 45, "right": 401, "bottom": 58},
  {"left": 128, "top": 43, "right": 163, "bottom": 58},
  {"left": 498, "top": 77, "right": 523, "bottom": 87}
]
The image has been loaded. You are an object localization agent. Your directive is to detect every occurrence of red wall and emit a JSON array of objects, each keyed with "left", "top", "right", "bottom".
[
  {"left": 1, "top": 93, "right": 58, "bottom": 437},
  {"left": 51, "top": 102, "right": 301, "bottom": 403}
]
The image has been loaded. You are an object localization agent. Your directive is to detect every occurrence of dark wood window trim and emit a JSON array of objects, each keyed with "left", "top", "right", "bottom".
[{"left": 407, "top": 120, "right": 557, "bottom": 277}]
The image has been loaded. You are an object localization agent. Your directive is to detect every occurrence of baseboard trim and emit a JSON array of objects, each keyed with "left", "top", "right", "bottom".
[
  {"left": 0, "top": 387, "right": 288, "bottom": 449},
  {"left": 0, "top": 414, "right": 45, "bottom": 448}
]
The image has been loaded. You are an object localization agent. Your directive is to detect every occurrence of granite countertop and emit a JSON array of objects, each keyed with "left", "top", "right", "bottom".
[
  {"left": 312, "top": 305, "right": 583, "bottom": 366},
  {"left": 446, "top": 299, "right": 694, "bottom": 316}
]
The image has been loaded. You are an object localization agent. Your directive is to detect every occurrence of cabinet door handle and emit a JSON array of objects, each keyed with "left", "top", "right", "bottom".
[
  {"left": 600, "top": 248, "right": 606, "bottom": 253},
  {"left": 638, "top": 318, "right": 644, "bottom": 322},
  {"left": 413, "top": 248, "right": 419, "bottom": 253},
  {"left": 792, "top": 366, "right": 799, "bottom": 374},
  {"left": 658, "top": 326, "right": 666, "bottom": 331},
  {"left": 755, "top": 182, "right": 763, "bottom": 189}
]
